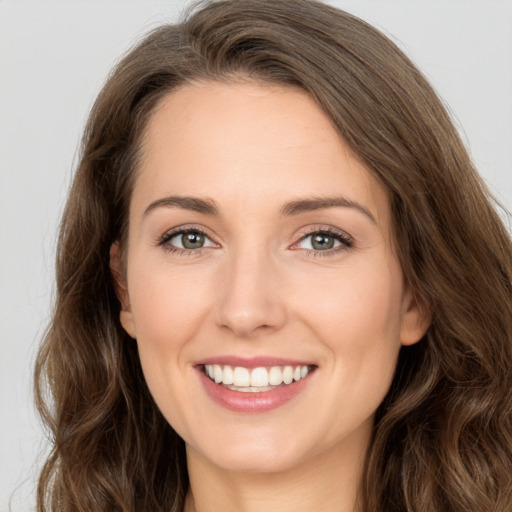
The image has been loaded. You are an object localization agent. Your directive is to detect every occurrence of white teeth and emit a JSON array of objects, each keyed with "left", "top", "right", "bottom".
[
  {"left": 223, "top": 365, "right": 234, "bottom": 385},
  {"left": 268, "top": 366, "right": 283, "bottom": 386},
  {"left": 282, "top": 365, "right": 293, "bottom": 384},
  {"left": 213, "top": 364, "right": 222, "bottom": 384},
  {"left": 233, "top": 366, "right": 250, "bottom": 387},
  {"left": 250, "top": 367, "right": 269, "bottom": 387},
  {"left": 203, "top": 363, "right": 312, "bottom": 390}
]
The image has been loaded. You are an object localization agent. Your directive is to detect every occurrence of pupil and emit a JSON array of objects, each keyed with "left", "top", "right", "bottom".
[
  {"left": 182, "top": 232, "right": 204, "bottom": 249},
  {"left": 312, "top": 234, "right": 334, "bottom": 250}
]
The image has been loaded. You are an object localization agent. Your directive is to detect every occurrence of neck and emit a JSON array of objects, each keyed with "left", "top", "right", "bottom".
[{"left": 183, "top": 436, "right": 367, "bottom": 512}]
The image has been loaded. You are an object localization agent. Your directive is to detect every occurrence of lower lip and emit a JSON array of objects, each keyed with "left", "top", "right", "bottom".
[{"left": 197, "top": 368, "right": 313, "bottom": 413}]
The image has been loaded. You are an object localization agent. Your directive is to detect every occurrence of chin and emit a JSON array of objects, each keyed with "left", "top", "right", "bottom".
[{"left": 186, "top": 431, "right": 309, "bottom": 474}]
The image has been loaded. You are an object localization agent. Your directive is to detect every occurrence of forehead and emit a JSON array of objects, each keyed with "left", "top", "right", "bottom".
[{"left": 134, "top": 80, "right": 390, "bottom": 228}]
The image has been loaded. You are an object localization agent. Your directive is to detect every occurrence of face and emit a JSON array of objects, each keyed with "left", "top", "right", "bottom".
[{"left": 112, "top": 81, "right": 427, "bottom": 474}]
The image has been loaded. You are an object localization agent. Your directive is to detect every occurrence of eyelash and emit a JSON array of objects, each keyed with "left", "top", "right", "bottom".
[
  {"left": 157, "top": 226, "right": 215, "bottom": 256},
  {"left": 156, "top": 226, "right": 353, "bottom": 258},
  {"left": 294, "top": 228, "right": 353, "bottom": 258}
]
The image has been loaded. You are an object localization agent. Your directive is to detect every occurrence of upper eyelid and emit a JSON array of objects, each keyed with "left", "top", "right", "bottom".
[
  {"left": 156, "top": 229, "right": 213, "bottom": 252},
  {"left": 157, "top": 224, "right": 353, "bottom": 248},
  {"left": 159, "top": 224, "right": 215, "bottom": 241},
  {"left": 294, "top": 225, "right": 353, "bottom": 242},
  {"left": 289, "top": 226, "right": 354, "bottom": 255},
  {"left": 157, "top": 226, "right": 217, "bottom": 254}
]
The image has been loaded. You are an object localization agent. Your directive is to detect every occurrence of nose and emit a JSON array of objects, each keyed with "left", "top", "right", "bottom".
[{"left": 214, "top": 247, "right": 287, "bottom": 339}]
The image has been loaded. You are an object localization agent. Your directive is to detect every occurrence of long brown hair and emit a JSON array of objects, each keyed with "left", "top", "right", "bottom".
[{"left": 35, "top": 1, "right": 512, "bottom": 510}]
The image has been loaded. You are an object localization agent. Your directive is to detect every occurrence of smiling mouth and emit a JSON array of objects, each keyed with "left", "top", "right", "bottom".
[{"left": 202, "top": 364, "right": 315, "bottom": 392}]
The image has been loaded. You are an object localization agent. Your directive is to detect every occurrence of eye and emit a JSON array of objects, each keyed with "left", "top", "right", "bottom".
[
  {"left": 159, "top": 228, "right": 217, "bottom": 252},
  {"left": 293, "top": 229, "right": 353, "bottom": 254}
]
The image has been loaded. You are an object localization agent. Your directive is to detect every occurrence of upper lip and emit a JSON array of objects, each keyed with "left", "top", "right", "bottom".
[{"left": 195, "top": 356, "right": 315, "bottom": 369}]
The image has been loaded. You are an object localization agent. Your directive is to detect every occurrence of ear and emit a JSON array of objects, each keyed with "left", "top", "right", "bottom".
[
  {"left": 110, "top": 242, "right": 136, "bottom": 339},
  {"left": 400, "top": 288, "right": 431, "bottom": 346}
]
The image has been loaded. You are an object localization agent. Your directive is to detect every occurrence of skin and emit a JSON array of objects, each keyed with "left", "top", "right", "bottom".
[{"left": 111, "top": 80, "right": 429, "bottom": 512}]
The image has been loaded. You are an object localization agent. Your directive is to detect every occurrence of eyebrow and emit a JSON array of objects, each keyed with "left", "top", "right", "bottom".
[
  {"left": 144, "top": 196, "right": 220, "bottom": 217},
  {"left": 143, "top": 194, "right": 376, "bottom": 223},
  {"left": 279, "top": 196, "right": 377, "bottom": 223}
]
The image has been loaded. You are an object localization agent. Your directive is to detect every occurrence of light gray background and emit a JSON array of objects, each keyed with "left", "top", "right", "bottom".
[{"left": 1, "top": 1, "right": 511, "bottom": 510}]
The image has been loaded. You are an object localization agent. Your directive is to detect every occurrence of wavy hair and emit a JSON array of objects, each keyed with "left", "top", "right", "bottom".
[{"left": 35, "top": 1, "right": 512, "bottom": 510}]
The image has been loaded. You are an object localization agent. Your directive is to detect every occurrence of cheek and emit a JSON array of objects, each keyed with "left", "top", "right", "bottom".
[
  {"left": 297, "top": 258, "right": 404, "bottom": 408},
  {"left": 126, "top": 261, "right": 216, "bottom": 432},
  {"left": 128, "top": 260, "right": 213, "bottom": 348},
  {"left": 298, "top": 260, "right": 405, "bottom": 349},
  {"left": 125, "top": 260, "right": 215, "bottom": 409},
  {"left": 297, "top": 262, "right": 404, "bottom": 432}
]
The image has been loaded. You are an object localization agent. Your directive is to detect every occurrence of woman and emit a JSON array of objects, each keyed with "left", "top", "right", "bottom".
[{"left": 35, "top": 1, "right": 512, "bottom": 511}]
